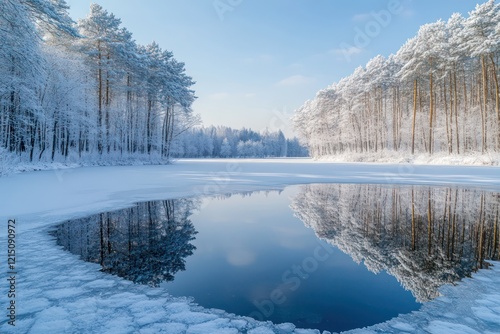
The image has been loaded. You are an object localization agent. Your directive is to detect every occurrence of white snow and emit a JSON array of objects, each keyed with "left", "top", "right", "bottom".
[
  {"left": 425, "top": 321, "right": 482, "bottom": 334},
  {"left": 248, "top": 327, "right": 276, "bottom": 334},
  {"left": 2, "top": 158, "right": 500, "bottom": 234},
  {"left": 1, "top": 158, "right": 500, "bottom": 333},
  {"left": 317, "top": 152, "right": 500, "bottom": 166}
]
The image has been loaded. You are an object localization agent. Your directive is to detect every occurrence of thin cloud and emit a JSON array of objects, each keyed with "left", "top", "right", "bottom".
[
  {"left": 331, "top": 46, "right": 364, "bottom": 57},
  {"left": 242, "top": 54, "right": 274, "bottom": 64},
  {"left": 353, "top": 13, "right": 371, "bottom": 22},
  {"left": 276, "top": 75, "right": 314, "bottom": 87},
  {"left": 401, "top": 8, "right": 415, "bottom": 18},
  {"left": 353, "top": 1, "right": 415, "bottom": 22},
  {"left": 400, "top": 0, "right": 416, "bottom": 18},
  {"left": 208, "top": 92, "right": 230, "bottom": 100},
  {"left": 289, "top": 62, "right": 304, "bottom": 70}
]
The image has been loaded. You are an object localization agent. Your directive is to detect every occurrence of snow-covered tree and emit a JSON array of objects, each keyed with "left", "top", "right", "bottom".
[
  {"left": 220, "top": 138, "right": 232, "bottom": 158},
  {"left": 1, "top": 2, "right": 197, "bottom": 166},
  {"left": 294, "top": 0, "right": 500, "bottom": 159},
  {"left": 171, "top": 126, "right": 299, "bottom": 158},
  {"left": 0, "top": 0, "right": 76, "bottom": 160}
]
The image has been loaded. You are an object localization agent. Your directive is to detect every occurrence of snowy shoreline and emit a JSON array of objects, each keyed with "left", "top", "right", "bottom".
[
  {"left": 2, "top": 151, "right": 500, "bottom": 179},
  {"left": 1, "top": 159, "right": 500, "bottom": 333},
  {"left": 315, "top": 152, "right": 500, "bottom": 166}
]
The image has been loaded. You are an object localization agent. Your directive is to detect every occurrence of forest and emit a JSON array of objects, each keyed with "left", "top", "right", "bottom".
[
  {"left": 0, "top": 1, "right": 304, "bottom": 168},
  {"left": 1, "top": 1, "right": 198, "bottom": 164},
  {"left": 294, "top": 0, "right": 500, "bottom": 159},
  {"left": 171, "top": 126, "right": 308, "bottom": 158}
]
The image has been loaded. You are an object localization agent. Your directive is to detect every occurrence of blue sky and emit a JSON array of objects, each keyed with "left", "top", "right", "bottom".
[{"left": 65, "top": 0, "right": 483, "bottom": 136}]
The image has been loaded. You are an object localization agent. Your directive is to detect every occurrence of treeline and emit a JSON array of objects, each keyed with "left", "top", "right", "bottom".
[
  {"left": 171, "top": 126, "right": 309, "bottom": 158},
  {"left": 0, "top": 2, "right": 196, "bottom": 163},
  {"left": 294, "top": 0, "right": 500, "bottom": 158}
]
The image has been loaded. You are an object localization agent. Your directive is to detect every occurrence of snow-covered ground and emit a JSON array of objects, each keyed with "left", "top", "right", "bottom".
[
  {"left": 317, "top": 152, "right": 500, "bottom": 166},
  {"left": 1, "top": 158, "right": 500, "bottom": 333}
]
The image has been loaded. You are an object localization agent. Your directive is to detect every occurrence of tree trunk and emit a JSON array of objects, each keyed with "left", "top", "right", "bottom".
[
  {"left": 411, "top": 79, "right": 418, "bottom": 154},
  {"left": 97, "top": 41, "right": 103, "bottom": 154},
  {"left": 481, "top": 55, "right": 488, "bottom": 153},
  {"left": 454, "top": 69, "right": 460, "bottom": 154},
  {"left": 105, "top": 53, "right": 111, "bottom": 154},
  {"left": 8, "top": 91, "right": 16, "bottom": 152},
  {"left": 444, "top": 80, "right": 451, "bottom": 154},
  {"left": 51, "top": 119, "right": 58, "bottom": 161},
  {"left": 146, "top": 99, "right": 152, "bottom": 154},
  {"left": 489, "top": 54, "right": 500, "bottom": 150},
  {"left": 429, "top": 69, "right": 434, "bottom": 154},
  {"left": 29, "top": 120, "right": 37, "bottom": 162},
  {"left": 463, "top": 72, "right": 469, "bottom": 152},
  {"left": 64, "top": 126, "right": 70, "bottom": 157}
]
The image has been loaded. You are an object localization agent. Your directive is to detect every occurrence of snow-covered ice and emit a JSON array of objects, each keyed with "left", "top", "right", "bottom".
[
  {"left": 1, "top": 159, "right": 500, "bottom": 333},
  {"left": 2, "top": 158, "right": 500, "bottom": 233}
]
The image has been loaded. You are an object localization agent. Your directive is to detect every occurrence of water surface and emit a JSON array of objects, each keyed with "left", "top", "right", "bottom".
[{"left": 50, "top": 184, "right": 499, "bottom": 332}]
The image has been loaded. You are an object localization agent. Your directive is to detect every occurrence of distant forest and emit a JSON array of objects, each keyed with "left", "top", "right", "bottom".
[
  {"left": 0, "top": 1, "right": 305, "bottom": 167},
  {"left": 171, "top": 126, "right": 308, "bottom": 158},
  {"left": 294, "top": 0, "right": 500, "bottom": 158}
]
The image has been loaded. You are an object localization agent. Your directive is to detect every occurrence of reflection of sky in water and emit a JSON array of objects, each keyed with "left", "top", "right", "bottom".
[
  {"left": 53, "top": 183, "right": 498, "bottom": 333},
  {"left": 165, "top": 186, "right": 420, "bottom": 332}
]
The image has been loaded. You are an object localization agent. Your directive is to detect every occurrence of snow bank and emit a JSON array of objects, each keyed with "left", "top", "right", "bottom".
[
  {"left": 0, "top": 156, "right": 169, "bottom": 177},
  {"left": 317, "top": 152, "right": 500, "bottom": 166}
]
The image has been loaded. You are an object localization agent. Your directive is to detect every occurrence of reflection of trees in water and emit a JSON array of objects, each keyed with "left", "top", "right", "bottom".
[
  {"left": 50, "top": 199, "right": 198, "bottom": 287},
  {"left": 291, "top": 184, "right": 500, "bottom": 302}
]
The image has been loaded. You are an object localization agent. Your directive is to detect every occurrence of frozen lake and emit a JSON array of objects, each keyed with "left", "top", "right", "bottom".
[
  {"left": 49, "top": 183, "right": 499, "bottom": 333},
  {"left": 2, "top": 160, "right": 500, "bottom": 333}
]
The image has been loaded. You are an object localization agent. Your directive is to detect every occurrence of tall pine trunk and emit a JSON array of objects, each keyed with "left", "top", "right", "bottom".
[
  {"left": 97, "top": 41, "right": 103, "bottom": 154},
  {"left": 429, "top": 69, "right": 434, "bottom": 154},
  {"left": 489, "top": 54, "right": 500, "bottom": 150},
  {"left": 411, "top": 79, "right": 418, "bottom": 154},
  {"left": 454, "top": 69, "right": 460, "bottom": 154},
  {"left": 481, "top": 55, "right": 488, "bottom": 153}
]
